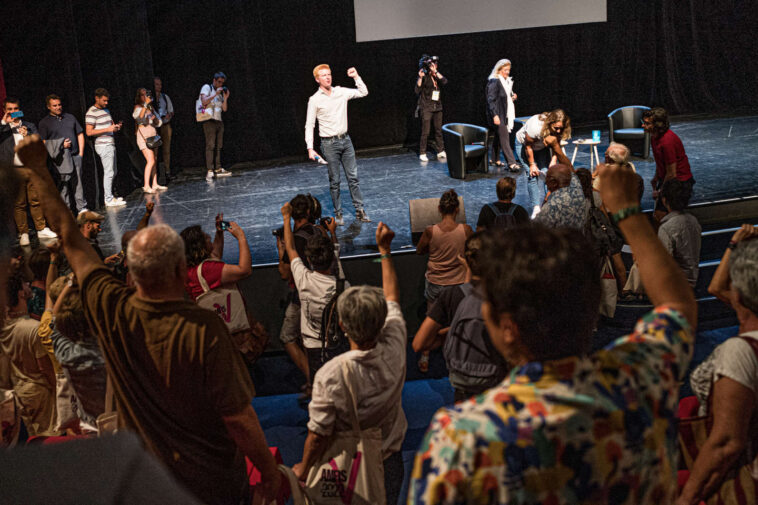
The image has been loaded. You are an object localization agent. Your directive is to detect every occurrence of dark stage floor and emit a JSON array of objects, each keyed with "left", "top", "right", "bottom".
[{"left": 97, "top": 114, "right": 758, "bottom": 265}]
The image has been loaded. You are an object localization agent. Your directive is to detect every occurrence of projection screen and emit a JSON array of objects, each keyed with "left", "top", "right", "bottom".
[{"left": 354, "top": 0, "right": 607, "bottom": 42}]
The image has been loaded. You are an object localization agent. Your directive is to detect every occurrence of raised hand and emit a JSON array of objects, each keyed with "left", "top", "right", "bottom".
[{"left": 375, "top": 222, "right": 395, "bottom": 253}]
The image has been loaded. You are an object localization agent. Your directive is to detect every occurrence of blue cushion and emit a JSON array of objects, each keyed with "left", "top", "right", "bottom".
[
  {"left": 464, "top": 145, "right": 487, "bottom": 158},
  {"left": 614, "top": 128, "right": 645, "bottom": 138}
]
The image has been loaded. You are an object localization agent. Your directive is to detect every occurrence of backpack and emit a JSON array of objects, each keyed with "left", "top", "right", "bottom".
[
  {"left": 487, "top": 203, "right": 518, "bottom": 229},
  {"left": 587, "top": 200, "right": 624, "bottom": 257},
  {"left": 319, "top": 277, "right": 348, "bottom": 362},
  {"left": 443, "top": 283, "right": 509, "bottom": 393}
]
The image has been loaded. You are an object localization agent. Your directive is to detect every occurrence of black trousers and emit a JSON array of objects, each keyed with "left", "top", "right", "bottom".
[
  {"left": 383, "top": 451, "right": 404, "bottom": 505},
  {"left": 491, "top": 122, "right": 517, "bottom": 166},
  {"left": 419, "top": 109, "right": 444, "bottom": 154},
  {"left": 202, "top": 119, "right": 224, "bottom": 171}
]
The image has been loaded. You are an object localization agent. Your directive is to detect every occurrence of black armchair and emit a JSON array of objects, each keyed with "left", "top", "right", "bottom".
[
  {"left": 442, "top": 123, "right": 488, "bottom": 179},
  {"left": 608, "top": 106, "right": 651, "bottom": 159}
]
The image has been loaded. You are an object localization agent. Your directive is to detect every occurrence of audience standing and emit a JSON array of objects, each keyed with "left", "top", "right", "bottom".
[
  {"left": 199, "top": 72, "right": 231, "bottom": 181},
  {"left": 415, "top": 54, "right": 447, "bottom": 162},
  {"left": 85, "top": 88, "right": 125, "bottom": 208},
  {"left": 153, "top": 77, "right": 174, "bottom": 181},
  {"left": 133, "top": 87, "right": 166, "bottom": 194}
]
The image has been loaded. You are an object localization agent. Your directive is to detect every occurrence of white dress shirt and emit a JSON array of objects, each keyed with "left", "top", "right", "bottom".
[{"left": 305, "top": 77, "right": 368, "bottom": 149}]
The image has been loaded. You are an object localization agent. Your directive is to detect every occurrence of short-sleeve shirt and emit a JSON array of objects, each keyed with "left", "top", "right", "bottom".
[
  {"left": 200, "top": 84, "right": 224, "bottom": 122},
  {"left": 658, "top": 211, "right": 702, "bottom": 287},
  {"left": 38, "top": 113, "right": 84, "bottom": 154},
  {"left": 0, "top": 316, "right": 49, "bottom": 386},
  {"left": 290, "top": 257, "right": 348, "bottom": 348},
  {"left": 85, "top": 106, "right": 115, "bottom": 145},
  {"left": 132, "top": 105, "right": 162, "bottom": 128},
  {"left": 37, "top": 310, "right": 62, "bottom": 374},
  {"left": 185, "top": 260, "right": 226, "bottom": 301},
  {"left": 308, "top": 301, "right": 408, "bottom": 457},
  {"left": 651, "top": 129, "right": 692, "bottom": 182},
  {"left": 534, "top": 174, "right": 591, "bottom": 230},
  {"left": 515, "top": 114, "right": 547, "bottom": 151},
  {"left": 476, "top": 201, "right": 530, "bottom": 230},
  {"left": 80, "top": 268, "right": 255, "bottom": 505},
  {"left": 408, "top": 306, "right": 693, "bottom": 505}
]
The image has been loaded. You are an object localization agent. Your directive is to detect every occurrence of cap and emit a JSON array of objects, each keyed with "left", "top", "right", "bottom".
[{"left": 76, "top": 211, "right": 105, "bottom": 226}]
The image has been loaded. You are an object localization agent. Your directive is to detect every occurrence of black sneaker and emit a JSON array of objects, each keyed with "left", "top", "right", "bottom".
[{"left": 356, "top": 209, "right": 371, "bottom": 223}]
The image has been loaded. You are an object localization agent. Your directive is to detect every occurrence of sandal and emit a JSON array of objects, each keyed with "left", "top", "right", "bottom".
[
  {"left": 418, "top": 353, "right": 430, "bottom": 373},
  {"left": 494, "top": 161, "right": 505, "bottom": 167}
]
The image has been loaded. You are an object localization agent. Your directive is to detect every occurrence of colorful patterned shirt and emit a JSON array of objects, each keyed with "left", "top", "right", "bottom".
[
  {"left": 408, "top": 306, "right": 693, "bottom": 505},
  {"left": 534, "top": 174, "right": 590, "bottom": 230}
]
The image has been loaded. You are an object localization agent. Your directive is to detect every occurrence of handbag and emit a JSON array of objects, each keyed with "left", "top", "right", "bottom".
[
  {"left": 303, "top": 361, "right": 386, "bottom": 504},
  {"left": 196, "top": 84, "right": 213, "bottom": 122},
  {"left": 678, "top": 337, "right": 758, "bottom": 504},
  {"left": 598, "top": 255, "right": 618, "bottom": 318},
  {"left": 138, "top": 127, "right": 162, "bottom": 149}
]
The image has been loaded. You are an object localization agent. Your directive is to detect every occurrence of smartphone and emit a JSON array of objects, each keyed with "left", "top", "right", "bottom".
[
  {"left": 220, "top": 220, "right": 231, "bottom": 231},
  {"left": 10, "top": 111, "right": 24, "bottom": 119}
]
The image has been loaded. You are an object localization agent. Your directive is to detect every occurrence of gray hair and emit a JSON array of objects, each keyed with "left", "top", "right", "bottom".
[
  {"left": 127, "top": 224, "right": 185, "bottom": 291},
  {"left": 605, "top": 142, "right": 631, "bottom": 164},
  {"left": 337, "top": 285, "right": 388, "bottom": 346},
  {"left": 488, "top": 59, "right": 511, "bottom": 80},
  {"left": 730, "top": 239, "right": 758, "bottom": 315}
]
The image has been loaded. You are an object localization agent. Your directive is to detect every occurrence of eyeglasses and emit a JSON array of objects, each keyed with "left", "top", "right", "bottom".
[
  {"left": 641, "top": 120, "right": 653, "bottom": 126},
  {"left": 552, "top": 126, "right": 564, "bottom": 131}
]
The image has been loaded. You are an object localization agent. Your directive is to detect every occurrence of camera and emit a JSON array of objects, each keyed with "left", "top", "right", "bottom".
[
  {"left": 319, "top": 217, "right": 333, "bottom": 229},
  {"left": 272, "top": 227, "right": 284, "bottom": 239},
  {"left": 419, "top": 55, "right": 439, "bottom": 74}
]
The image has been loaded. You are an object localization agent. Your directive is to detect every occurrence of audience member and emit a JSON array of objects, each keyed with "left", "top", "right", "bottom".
[
  {"left": 534, "top": 163, "right": 590, "bottom": 229},
  {"left": 415, "top": 189, "right": 473, "bottom": 372},
  {"left": 658, "top": 179, "right": 702, "bottom": 287},
  {"left": 76, "top": 211, "right": 106, "bottom": 260},
  {"left": 105, "top": 201, "right": 154, "bottom": 280},
  {"left": 85, "top": 88, "right": 125, "bottom": 208},
  {"left": 642, "top": 107, "right": 695, "bottom": 221},
  {"left": 408, "top": 161, "right": 698, "bottom": 504},
  {"left": 281, "top": 202, "right": 346, "bottom": 383},
  {"left": 413, "top": 232, "right": 509, "bottom": 401},
  {"left": 133, "top": 87, "right": 165, "bottom": 193},
  {"left": 680, "top": 225, "right": 758, "bottom": 504},
  {"left": 3, "top": 97, "right": 57, "bottom": 245},
  {"left": 25, "top": 248, "right": 49, "bottom": 320},
  {"left": 16, "top": 134, "right": 280, "bottom": 505},
  {"left": 1, "top": 270, "right": 58, "bottom": 436},
  {"left": 476, "top": 177, "right": 529, "bottom": 231},
  {"left": 153, "top": 77, "right": 174, "bottom": 181},
  {"left": 199, "top": 72, "right": 232, "bottom": 180},
  {"left": 37, "top": 243, "right": 67, "bottom": 378},
  {"left": 293, "top": 222, "right": 407, "bottom": 505},
  {"left": 276, "top": 194, "right": 326, "bottom": 392},
  {"left": 38, "top": 94, "right": 88, "bottom": 214}
]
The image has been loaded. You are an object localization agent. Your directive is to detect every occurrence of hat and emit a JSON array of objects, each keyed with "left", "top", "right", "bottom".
[{"left": 77, "top": 211, "right": 105, "bottom": 226}]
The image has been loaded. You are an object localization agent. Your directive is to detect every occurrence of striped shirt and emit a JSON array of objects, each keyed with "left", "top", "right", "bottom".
[{"left": 85, "top": 106, "right": 115, "bottom": 145}]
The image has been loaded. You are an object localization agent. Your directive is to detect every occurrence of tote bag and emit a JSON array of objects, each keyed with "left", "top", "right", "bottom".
[
  {"left": 195, "top": 260, "right": 251, "bottom": 334},
  {"left": 304, "top": 361, "right": 386, "bottom": 505},
  {"left": 599, "top": 256, "right": 618, "bottom": 318}
]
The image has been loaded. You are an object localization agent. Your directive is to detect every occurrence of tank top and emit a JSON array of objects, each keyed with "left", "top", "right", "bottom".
[{"left": 426, "top": 223, "right": 467, "bottom": 285}]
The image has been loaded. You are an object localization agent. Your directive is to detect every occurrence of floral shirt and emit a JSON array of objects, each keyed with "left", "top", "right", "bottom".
[
  {"left": 534, "top": 174, "right": 590, "bottom": 230},
  {"left": 408, "top": 307, "right": 693, "bottom": 505}
]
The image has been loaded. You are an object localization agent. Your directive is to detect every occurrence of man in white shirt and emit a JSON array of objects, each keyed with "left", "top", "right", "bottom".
[
  {"left": 153, "top": 77, "right": 175, "bottom": 181},
  {"left": 85, "top": 88, "right": 126, "bottom": 208},
  {"left": 305, "top": 65, "right": 370, "bottom": 225},
  {"left": 199, "top": 72, "right": 231, "bottom": 181}
]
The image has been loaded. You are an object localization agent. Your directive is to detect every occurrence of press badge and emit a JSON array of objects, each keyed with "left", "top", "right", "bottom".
[{"left": 431, "top": 90, "right": 440, "bottom": 101}]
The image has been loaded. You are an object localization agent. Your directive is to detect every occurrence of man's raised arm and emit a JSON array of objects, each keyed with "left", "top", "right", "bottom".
[{"left": 15, "top": 135, "right": 102, "bottom": 282}]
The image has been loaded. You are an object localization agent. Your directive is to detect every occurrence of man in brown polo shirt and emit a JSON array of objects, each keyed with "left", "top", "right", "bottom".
[{"left": 15, "top": 134, "right": 280, "bottom": 505}]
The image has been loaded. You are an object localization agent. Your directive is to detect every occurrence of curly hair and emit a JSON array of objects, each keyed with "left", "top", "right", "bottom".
[
  {"left": 539, "top": 109, "right": 572, "bottom": 141},
  {"left": 438, "top": 189, "right": 460, "bottom": 216},
  {"left": 642, "top": 107, "right": 670, "bottom": 136},
  {"left": 479, "top": 225, "right": 600, "bottom": 361},
  {"left": 290, "top": 194, "right": 311, "bottom": 221},
  {"left": 305, "top": 234, "right": 335, "bottom": 272},
  {"left": 180, "top": 225, "right": 211, "bottom": 268}
]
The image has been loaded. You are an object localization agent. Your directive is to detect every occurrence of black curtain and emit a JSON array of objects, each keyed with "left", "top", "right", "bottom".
[{"left": 2, "top": 0, "right": 757, "bottom": 188}]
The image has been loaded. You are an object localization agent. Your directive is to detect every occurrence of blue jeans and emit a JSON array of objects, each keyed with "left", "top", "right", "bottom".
[
  {"left": 522, "top": 145, "right": 551, "bottom": 210},
  {"left": 320, "top": 136, "right": 364, "bottom": 215},
  {"left": 95, "top": 143, "right": 117, "bottom": 203}
]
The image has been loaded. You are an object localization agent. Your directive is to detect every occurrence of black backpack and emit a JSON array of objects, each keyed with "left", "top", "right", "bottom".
[
  {"left": 319, "top": 276, "right": 348, "bottom": 362},
  {"left": 587, "top": 199, "right": 624, "bottom": 258},
  {"left": 487, "top": 203, "right": 518, "bottom": 229}
]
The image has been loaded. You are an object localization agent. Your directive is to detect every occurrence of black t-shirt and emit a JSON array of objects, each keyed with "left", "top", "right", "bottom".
[
  {"left": 427, "top": 284, "right": 467, "bottom": 327},
  {"left": 38, "top": 113, "right": 84, "bottom": 154},
  {"left": 476, "top": 201, "right": 530, "bottom": 230},
  {"left": 415, "top": 73, "right": 447, "bottom": 113},
  {"left": 282, "top": 223, "right": 321, "bottom": 266}
]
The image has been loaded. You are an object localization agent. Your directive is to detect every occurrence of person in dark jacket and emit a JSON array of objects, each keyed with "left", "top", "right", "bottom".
[
  {"left": 415, "top": 54, "right": 447, "bottom": 162},
  {"left": 486, "top": 59, "right": 520, "bottom": 172}
]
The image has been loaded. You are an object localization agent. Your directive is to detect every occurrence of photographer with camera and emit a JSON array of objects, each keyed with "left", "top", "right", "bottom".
[
  {"left": 415, "top": 55, "right": 447, "bottom": 162},
  {"left": 199, "top": 72, "right": 231, "bottom": 181},
  {"left": 133, "top": 88, "right": 165, "bottom": 194}
]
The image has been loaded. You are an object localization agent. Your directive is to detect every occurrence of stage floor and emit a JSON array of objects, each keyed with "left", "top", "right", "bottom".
[{"left": 98, "top": 114, "right": 758, "bottom": 265}]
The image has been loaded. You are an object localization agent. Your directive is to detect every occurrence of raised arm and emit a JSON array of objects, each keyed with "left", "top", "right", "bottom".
[
  {"left": 346, "top": 67, "right": 368, "bottom": 98},
  {"left": 211, "top": 213, "right": 225, "bottom": 259},
  {"left": 137, "top": 201, "right": 154, "bottom": 231},
  {"left": 16, "top": 135, "right": 102, "bottom": 282},
  {"left": 376, "top": 222, "right": 398, "bottom": 303},
  {"left": 219, "top": 222, "right": 252, "bottom": 284},
  {"left": 280, "top": 203, "right": 299, "bottom": 261},
  {"left": 708, "top": 225, "right": 758, "bottom": 305},
  {"left": 598, "top": 162, "right": 697, "bottom": 328}
]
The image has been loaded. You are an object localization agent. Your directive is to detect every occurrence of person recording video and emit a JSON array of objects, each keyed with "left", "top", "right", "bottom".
[
  {"left": 133, "top": 87, "right": 165, "bottom": 194},
  {"left": 415, "top": 54, "right": 447, "bottom": 162}
]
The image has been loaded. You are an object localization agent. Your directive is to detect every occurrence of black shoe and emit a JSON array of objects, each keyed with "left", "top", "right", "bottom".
[{"left": 509, "top": 163, "right": 522, "bottom": 173}]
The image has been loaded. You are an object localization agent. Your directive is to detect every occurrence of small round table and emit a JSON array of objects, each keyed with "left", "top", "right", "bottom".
[{"left": 571, "top": 139, "right": 601, "bottom": 169}]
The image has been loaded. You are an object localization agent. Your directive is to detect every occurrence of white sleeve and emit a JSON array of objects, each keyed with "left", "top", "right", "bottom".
[
  {"left": 290, "top": 257, "right": 308, "bottom": 291},
  {"left": 526, "top": 116, "right": 543, "bottom": 140},
  {"left": 346, "top": 77, "right": 368, "bottom": 99},
  {"left": 305, "top": 96, "right": 317, "bottom": 149},
  {"left": 132, "top": 106, "right": 142, "bottom": 119},
  {"left": 713, "top": 338, "right": 758, "bottom": 396}
]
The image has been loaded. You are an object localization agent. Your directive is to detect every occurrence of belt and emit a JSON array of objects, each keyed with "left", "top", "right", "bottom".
[{"left": 320, "top": 133, "right": 349, "bottom": 141}]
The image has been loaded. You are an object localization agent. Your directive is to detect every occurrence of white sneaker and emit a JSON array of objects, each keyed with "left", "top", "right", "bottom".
[
  {"left": 437, "top": 151, "right": 446, "bottom": 159},
  {"left": 18, "top": 233, "right": 30, "bottom": 246},
  {"left": 105, "top": 199, "right": 127, "bottom": 208},
  {"left": 206, "top": 171, "right": 215, "bottom": 181},
  {"left": 37, "top": 227, "right": 57, "bottom": 238},
  {"left": 530, "top": 205, "right": 541, "bottom": 219},
  {"left": 214, "top": 168, "right": 232, "bottom": 177},
  {"left": 419, "top": 154, "right": 429, "bottom": 162}
]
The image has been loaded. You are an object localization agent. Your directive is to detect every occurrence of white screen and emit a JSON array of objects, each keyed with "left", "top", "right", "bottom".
[{"left": 354, "top": 0, "right": 607, "bottom": 42}]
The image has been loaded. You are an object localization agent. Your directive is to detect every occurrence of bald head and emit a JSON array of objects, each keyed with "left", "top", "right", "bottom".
[
  {"left": 605, "top": 143, "right": 630, "bottom": 165},
  {"left": 126, "top": 224, "right": 186, "bottom": 295},
  {"left": 546, "top": 163, "right": 572, "bottom": 192}
]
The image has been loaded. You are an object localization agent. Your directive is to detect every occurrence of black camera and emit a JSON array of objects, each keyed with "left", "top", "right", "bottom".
[
  {"left": 419, "top": 55, "right": 439, "bottom": 74},
  {"left": 319, "top": 217, "right": 332, "bottom": 229},
  {"left": 272, "top": 227, "right": 284, "bottom": 239}
]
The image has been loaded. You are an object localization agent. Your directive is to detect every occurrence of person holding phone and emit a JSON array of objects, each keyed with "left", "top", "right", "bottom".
[
  {"left": 85, "top": 88, "right": 125, "bottom": 208},
  {"left": 133, "top": 87, "right": 165, "bottom": 194},
  {"left": 1, "top": 97, "right": 57, "bottom": 245},
  {"left": 199, "top": 72, "right": 231, "bottom": 181}
]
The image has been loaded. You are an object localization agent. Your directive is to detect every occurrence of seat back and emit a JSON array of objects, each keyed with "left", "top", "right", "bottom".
[{"left": 608, "top": 105, "right": 650, "bottom": 130}]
